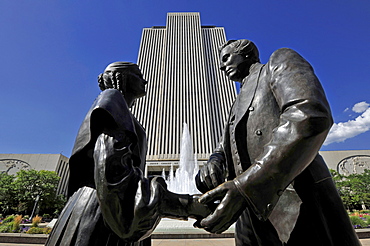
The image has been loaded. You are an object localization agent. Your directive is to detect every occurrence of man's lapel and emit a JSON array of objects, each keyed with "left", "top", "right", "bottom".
[{"left": 234, "top": 64, "right": 264, "bottom": 125}]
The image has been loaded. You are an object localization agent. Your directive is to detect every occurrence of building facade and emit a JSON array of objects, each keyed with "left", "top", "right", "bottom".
[
  {"left": 132, "top": 12, "right": 237, "bottom": 175},
  {"left": 320, "top": 150, "right": 370, "bottom": 175},
  {"left": 0, "top": 154, "right": 69, "bottom": 197}
]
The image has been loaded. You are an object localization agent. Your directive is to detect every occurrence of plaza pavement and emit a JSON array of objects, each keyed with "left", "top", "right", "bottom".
[
  {"left": 152, "top": 238, "right": 370, "bottom": 245},
  {"left": 1, "top": 219, "right": 368, "bottom": 245},
  {"left": 0, "top": 238, "right": 370, "bottom": 246}
]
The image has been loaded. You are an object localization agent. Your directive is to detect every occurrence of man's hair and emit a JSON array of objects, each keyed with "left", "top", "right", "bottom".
[{"left": 219, "top": 39, "right": 260, "bottom": 63}]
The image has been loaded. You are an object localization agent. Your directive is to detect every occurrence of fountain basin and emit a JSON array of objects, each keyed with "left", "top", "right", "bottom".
[{"left": 152, "top": 218, "right": 235, "bottom": 239}]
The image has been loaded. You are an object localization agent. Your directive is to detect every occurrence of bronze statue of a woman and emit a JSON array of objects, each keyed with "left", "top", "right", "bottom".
[{"left": 46, "top": 62, "right": 210, "bottom": 246}]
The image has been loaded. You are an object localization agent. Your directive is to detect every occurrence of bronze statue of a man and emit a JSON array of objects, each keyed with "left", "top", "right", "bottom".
[{"left": 196, "top": 40, "right": 360, "bottom": 245}]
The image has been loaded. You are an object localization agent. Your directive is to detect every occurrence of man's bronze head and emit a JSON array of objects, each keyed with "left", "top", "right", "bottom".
[
  {"left": 219, "top": 39, "right": 260, "bottom": 63},
  {"left": 219, "top": 39, "right": 260, "bottom": 82}
]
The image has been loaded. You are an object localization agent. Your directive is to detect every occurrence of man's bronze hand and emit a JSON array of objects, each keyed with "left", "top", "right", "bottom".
[
  {"left": 195, "top": 152, "right": 226, "bottom": 193},
  {"left": 198, "top": 180, "right": 247, "bottom": 234}
]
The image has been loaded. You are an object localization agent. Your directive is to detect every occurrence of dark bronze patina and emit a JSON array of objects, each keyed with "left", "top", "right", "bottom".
[
  {"left": 195, "top": 39, "right": 361, "bottom": 245},
  {"left": 46, "top": 62, "right": 210, "bottom": 246}
]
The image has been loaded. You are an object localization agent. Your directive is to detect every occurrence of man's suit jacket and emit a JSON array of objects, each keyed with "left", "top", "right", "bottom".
[{"left": 221, "top": 48, "right": 332, "bottom": 219}]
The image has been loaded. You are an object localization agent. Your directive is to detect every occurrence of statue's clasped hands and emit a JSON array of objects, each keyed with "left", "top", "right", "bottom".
[
  {"left": 195, "top": 180, "right": 248, "bottom": 234},
  {"left": 193, "top": 151, "right": 248, "bottom": 234}
]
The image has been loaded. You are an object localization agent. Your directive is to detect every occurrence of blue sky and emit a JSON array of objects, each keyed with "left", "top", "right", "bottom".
[{"left": 1, "top": 1, "right": 369, "bottom": 157}]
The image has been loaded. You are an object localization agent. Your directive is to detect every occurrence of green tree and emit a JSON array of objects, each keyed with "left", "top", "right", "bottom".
[
  {"left": 12, "top": 169, "right": 66, "bottom": 215},
  {"left": 331, "top": 169, "right": 370, "bottom": 210},
  {"left": 0, "top": 173, "right": 16, "bottom": 214},
  {"left": 355, "top": 169, "right": 370, "bottom": 207}
]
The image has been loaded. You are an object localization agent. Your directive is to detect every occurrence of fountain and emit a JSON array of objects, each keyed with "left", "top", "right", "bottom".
[
  {"left": 163, "top": 123, "right": 199, "bottom": 194},
  {"left": 156, "top": 123, "right": 235, "bottom": 236}
]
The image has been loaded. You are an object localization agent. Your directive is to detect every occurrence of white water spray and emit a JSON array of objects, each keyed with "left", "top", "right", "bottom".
[{"left": 163, "top": 123, "right": 199, "bottom": 194}]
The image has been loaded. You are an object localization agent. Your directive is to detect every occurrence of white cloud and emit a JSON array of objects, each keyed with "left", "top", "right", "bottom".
[
  {"left": 324, "top": 101, "right": 370, "bottom": 145},
  {"left": 352, "top": 101, "right": 370, "bottom": 113}
]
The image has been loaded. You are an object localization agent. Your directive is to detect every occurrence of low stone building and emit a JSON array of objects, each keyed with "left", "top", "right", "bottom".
[
  {"left": 0, "top": 154, "right": 69, "bottom": 197},
  {"left": 320, "top": 150, "right": 370, "bottom": 175}
]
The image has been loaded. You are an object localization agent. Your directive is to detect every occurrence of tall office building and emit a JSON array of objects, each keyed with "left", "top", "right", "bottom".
[{"left": 132, "top": 12, "right": 237, "bottom": 174}]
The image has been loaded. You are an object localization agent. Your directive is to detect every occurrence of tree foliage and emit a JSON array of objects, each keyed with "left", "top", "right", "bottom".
[
  {"left": 0, "top": 172, "right": 16, "bottom": 214},
  {"left": 0, "top": 170, "right": 66, "bottom": 216},
  {"left": 331, "top": 169, "right": 370, "bottom": 210}
]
